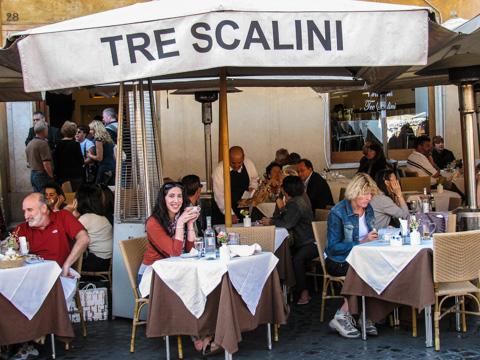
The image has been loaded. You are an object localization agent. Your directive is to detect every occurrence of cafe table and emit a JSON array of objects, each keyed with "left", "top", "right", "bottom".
[
  {"left": 0, "top": 260, "right": 75, "bottom": 347},
  {"left": 440, "top": 170, "right": 465, "bottom": 194},
  {"left": 214, "top": 223, "right": 296, "bottom": 287},
  {"left": 327, "top": 178, "right": 352, "bottom": 203},
  {"left": 341, "top": 239, "right": 435, "bottom": 347},
  {"left": 140, "top": 252, "right": 289, "bottom": 357},
  {"left": 403, "top": 189, "right": 460, "bottom": 212}
]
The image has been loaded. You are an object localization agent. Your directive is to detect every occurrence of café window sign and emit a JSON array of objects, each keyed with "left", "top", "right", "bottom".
[{"left": 329, "top": 88, "right": 429, "bottom": 164}]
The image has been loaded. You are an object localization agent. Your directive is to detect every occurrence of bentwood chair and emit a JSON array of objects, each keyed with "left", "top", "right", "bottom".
[
  {"left": 119, "top": 236, "right": 183, "bottom": 357},
  {"left": 81, "top": 258, "right": 113, "bottom": 294},
  {"left": 400, "top": 176, "right": 431, "bottom": 192},
  {"left": 66, "top": 255, "right": 87, "bottom": 350},
  {"left": 315, "top": 209, "right": 330, "bottom": 222},
  {"left": 432, "top": 230, "right": 480, "bottom": 350},
  {"left": 312, "top": 221, "right": 345, "bottom": 322},
  {"left": 308, "top": 210, "right": 331, "bottom": 291},
  {"left": 225, "top": 225, "right": 279, "bottom": 343}
]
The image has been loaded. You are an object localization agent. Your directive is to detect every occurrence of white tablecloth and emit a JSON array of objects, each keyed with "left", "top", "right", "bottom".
[
  {"left": 440, "top": 170, "right": 464, "bottom": 194},
  {"left": 139, "top": 252, "right": 278, "bottom": 318},
  {"left": 346, "top": 239, "right": 433, "bottom": 295},
  {"left": 256, "top": 202, "right": 276, "bottom": 218},
  {"left": 327, "top": 178, "right": 352, "bottom": 203},
  {"left": 403, "top": 189, "right": 460, "bottom": 212},
  {"left": 0, "top": 260, "right": 61, "bottom": 320},
  {"left": 214, "top": 223, "right": 289, "bottom": 252}
]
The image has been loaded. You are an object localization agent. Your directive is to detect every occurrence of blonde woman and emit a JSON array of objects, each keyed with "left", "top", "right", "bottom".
[
  {"left": 54, "top": 121, "right": 84, "bottom": 191},
  {"left": 326, "top": 173, "right": 380, "bottom": 339},
  {"left": 88, "top": 120, "right": 115, "bottom": 185}
]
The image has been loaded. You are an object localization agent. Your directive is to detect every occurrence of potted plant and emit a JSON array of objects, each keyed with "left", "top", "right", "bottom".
[
  {"left": 409, "top": 215, "right": 421, "bottom": 245},
  {"left": 240, "top": 209, "right": 251, "bottom": 227},
  {"left": 437, "top": 176, "right": 445, "bottom": 193},
  {"left": 216, "top": 232, "right": 230, "bottom": 261},
  {"left": 4, "top": 229, "right": 19, "bottom": 256}
]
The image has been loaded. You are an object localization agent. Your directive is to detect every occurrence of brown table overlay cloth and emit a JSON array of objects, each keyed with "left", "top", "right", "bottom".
[
  {"left": 341, "top": 248, "right": 435, "bottom": 322},
  {"left": 0, "top": 278, "right": 75, "bottom": 346},
  {"left": 274, "top": 239, "right": 296, "bottom": 288},
  {"left": 146, "top": 269, "right": 289, "bottom": 354}
]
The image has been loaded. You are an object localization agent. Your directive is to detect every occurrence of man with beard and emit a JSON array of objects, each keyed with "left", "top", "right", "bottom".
[{"left": 13, "top": 192, "right": 90, "bottom": 277}]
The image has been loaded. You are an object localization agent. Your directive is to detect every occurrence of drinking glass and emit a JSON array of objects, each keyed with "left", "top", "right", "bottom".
[
  {"left": 421, "top": 221, "right": 436, "bottom": 240},
  {"left": 409, "top": 200, "right": 417, "bottom": 213},
  {"left": 194, "top": 237, "right": 204, "bottom": 259},
  {"left": 227, "top": 233, "right": 239, "bottom": 245}
]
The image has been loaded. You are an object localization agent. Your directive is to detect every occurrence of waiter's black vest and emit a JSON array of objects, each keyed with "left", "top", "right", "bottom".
[{"left": 230, "top": 166, "right": 250, "bottom": 218}]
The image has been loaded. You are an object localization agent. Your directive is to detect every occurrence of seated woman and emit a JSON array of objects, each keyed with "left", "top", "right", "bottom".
[
  {"left": 44, "top": 182, "right": 66, "bottom": 212},
  {"left": 262, "top": 176, "right": 317, "bottom": 305},
  {"left": 370, "top": 170, "right": 409, "bottom": 229},
  {"left": 272, "top": 168, "right": 311, "bottom": 219},
  {"left": 265, "top": 162, "right": 282, "bottom": 195},
  {"left": 137, "top": 182, "right": 219, "bottom": 355},
  {"left": 357, "top": 143, "right": 388, "bottom": 180},
  {"left": 326, "top": 173, "right": 380, "bottom": 339},
  {"left": 67, "top": 184, "right": 113, "bottom": 271}
]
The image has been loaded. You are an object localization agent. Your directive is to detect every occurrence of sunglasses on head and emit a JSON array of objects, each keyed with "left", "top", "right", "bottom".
[{"left": 164, "top": 182, "right": 183, "bottom": 189}]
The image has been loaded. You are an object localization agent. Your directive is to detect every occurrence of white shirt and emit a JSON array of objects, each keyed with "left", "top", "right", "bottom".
[
  {"left": 78, "top": 138, "right": 95, "bottom": 158},
  {"left": 406, "top": 150, "right": 437, "bottom": 185},
  {"left": 303, "top": 171, "right": 313, "bottom": 189},
  {"left": 212, "top": 157, "right": 259, "bottom": 215},
  {"left": 358, "top": 213, "right": 369, "bottom": 242},
  {"left": 78, "top": 213, "right": 113, "bottom": 259}
]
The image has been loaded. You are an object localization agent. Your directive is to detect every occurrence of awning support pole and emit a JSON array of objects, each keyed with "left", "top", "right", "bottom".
[
  {"left": 220, "top": 68, "right": 232, "bottom": 227},
  {"left": 380, "top": 92, "right": 389, "bottom": 159}
]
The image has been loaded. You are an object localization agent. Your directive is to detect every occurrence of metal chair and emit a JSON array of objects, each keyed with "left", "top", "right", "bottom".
[
  {"left": 312, "top": 221, "right": 345, "bottom": 322},
  {"left": 119, "top": 236, "right": 183, "bottom": 357},
  {"left": 400, "top": 176, "right": 431, "bottom": 192},
  {"left": 432, "top": 230, "right": 480, "bottom": 350},
  {"left": 331, "top": 118, "right": 364, "bottom": 152},
  {"left": 66, "top": 255, "right": 86, "bottom": 350}
]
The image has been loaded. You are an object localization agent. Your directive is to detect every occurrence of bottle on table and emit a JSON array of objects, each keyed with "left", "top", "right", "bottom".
[
  {"left": 204, "top": 216, "right": 216, "bottom": 260},
  {"left": 422, "top": 188, "right": 430, "bottom": 213},
  {"left": 430, "top": 195, "right": 436, "bottom": 212}
]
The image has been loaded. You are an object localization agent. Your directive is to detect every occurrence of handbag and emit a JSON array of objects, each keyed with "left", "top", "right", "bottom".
[{"left": 70, "top": 283, "right": 108, "bottom": 322}]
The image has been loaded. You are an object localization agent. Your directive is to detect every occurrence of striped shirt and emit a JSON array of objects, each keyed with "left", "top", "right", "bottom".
[{"left": 406, "top": 151, "right": 437, "bottom": 185}]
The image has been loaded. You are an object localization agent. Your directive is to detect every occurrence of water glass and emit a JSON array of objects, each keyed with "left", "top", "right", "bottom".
[
  {"left": 421, "top": 220, "right": 436, "bottom": 240},
  {"left": 228, "top": 233, "right": 239, "bottom": 245},
  {"left": 194, "top": 237, "right": 204, "bottom": 259}
]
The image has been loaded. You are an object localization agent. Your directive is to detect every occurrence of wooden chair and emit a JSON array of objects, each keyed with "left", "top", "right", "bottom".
[
  {"left": 312, "top": 221, "right": 345, "bottom": 322},
  {"left": 61, "top": 181, "right": 73, "bottom": 193},
  {"left": 64, "top": 192, "right": 76, "bottom": 204},
  {"left": 66, "top": 255, "right": 86, "bottom": 350},
  {"left": 315, "top": 209, "right": 330, "bottom": 222},
  {"left": 405, "top": 170, "right": 418, "bottom": 177},
  {"left": 119, "top": 236, "right": 183, "bottom": 356},
  {"left": 225, "top": 226, "right": 275, "bottom": 253},
  {"left": 400, "top": 176, "right": 431, "bottom": 192},
  {"left": 448, "top": 197, "right": 462, "bottom": 211},
  {"left": 339, "top": 187, "right": 347, "bottom": 202},
  {"left": 326, "top": 205, "right": 334, "bottom": 210},
  {"left": 432, "top": 230, "right": 480, "bottom": 350}
]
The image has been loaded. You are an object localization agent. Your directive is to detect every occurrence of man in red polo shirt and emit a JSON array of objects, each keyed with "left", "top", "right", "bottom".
[{"left": 14, "top": 192, "right": 90, "bottom": 277}]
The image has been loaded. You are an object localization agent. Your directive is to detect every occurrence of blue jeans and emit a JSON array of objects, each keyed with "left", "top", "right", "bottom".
[{"left": 31, "top": 171, "right": 52, "bottom": 193}]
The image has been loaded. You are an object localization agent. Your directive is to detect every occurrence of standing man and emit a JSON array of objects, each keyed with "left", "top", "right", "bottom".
[
  {"left": 76, "top": 125, "right": 95, "bottom": 158},
  {"left": 25, "top": 111, "right": 61, "bottom": 154},
  {"left": 26, "top": 121, "right": 55, "bottom": 193},
  {"left": 103, "top": 108, "right": 118, "bottom": 144},
  {"left": 182, "top": 174, "right": 203, "bottom": 235},
  {"left": 212, "top": 146, "right": 259, "bottom": 224},
  {"left": 297, "top": 159, "right": 334, "bottom": 211}
]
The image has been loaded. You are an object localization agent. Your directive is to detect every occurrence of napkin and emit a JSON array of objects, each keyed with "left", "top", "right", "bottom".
[
  {"left": 188, "top": 248, "right": 199, "bottom": 256},
  {"left": 229, "top": 244, "right": 262, "bottom": 257}
]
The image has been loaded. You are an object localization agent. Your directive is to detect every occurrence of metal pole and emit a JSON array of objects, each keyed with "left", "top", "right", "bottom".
[
  {"left": 380, "top": 92, "right": 389, "bottom": 159},
  {"left": 458, "top": 83, "right": 477, "bottom": 209},
  {"left": 114, "top": 82, "right": 125, "bottom": 220},
  {"left": 203, "top": 102, "right": 214, "bottom": 193},
  {"left": 139, "top": 80, "right": 152, "bottom": 217},
  {"left": 220, "top": 68, "right": 232, "bottom": 227}
]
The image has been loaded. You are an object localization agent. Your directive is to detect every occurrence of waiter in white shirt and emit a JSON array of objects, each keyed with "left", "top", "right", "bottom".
[{"left": 212, "top": 146, "right": 259, "bottom": 224}]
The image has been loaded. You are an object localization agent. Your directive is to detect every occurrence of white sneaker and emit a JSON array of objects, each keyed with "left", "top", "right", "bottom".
[
  {"left": 9, "top": 343, "right": 39, "bottom": 360},
  {"left": 358, "top": 317, "right": 378, "bottom": 336},
  {"left": 329, "top": 311, "right": 361, "bottom": 339}
]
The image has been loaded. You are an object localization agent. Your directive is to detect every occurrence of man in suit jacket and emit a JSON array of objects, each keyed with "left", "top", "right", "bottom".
[
  {"left": 25, "top": 111, "right": 61, "bottom": 154},
  {"left": 297, "top": 159, "right": 334, "bottom": 211}
]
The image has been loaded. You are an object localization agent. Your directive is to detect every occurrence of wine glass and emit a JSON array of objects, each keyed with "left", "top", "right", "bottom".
[
  {"left": 409, "top": 200, "right": 417, "bottom": 213},
  {"left": 194, "top": 237, "right": 204, "bottom": 259}
]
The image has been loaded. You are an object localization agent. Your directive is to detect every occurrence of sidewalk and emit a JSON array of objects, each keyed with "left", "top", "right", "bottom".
[{"left": 31, "top": 291, "right": 480, "bottom": 359}]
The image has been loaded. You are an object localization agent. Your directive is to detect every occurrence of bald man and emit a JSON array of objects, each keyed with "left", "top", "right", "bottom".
[
  {"left": 212, "top": 146, "right": 259, "bottom": 224},
  {"left": 14, "top": 193, "right": 90, "bottom": 277}
]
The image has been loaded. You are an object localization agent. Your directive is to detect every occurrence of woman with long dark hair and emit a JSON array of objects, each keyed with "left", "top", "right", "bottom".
[{"left": 357, "top": 143, "right": 388, "bottom": 180}]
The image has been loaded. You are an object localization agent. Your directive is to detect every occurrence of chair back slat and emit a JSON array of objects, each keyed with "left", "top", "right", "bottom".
[
  {"left": 405, "top": 170, "right": 418, "bottom": 178},
  {"left": 315, "top": 209, "right": 330, "bottom": 221},
  {"left": 312, "top": 221, "right": 328, "bottom": 267},
  {"left": 400, "top": 176, "right": 431, "bottom": 192},
  {"left": 433, "top": 230, "right": 480, "bottom": 283},
  {"left": 225, "top": 226, "right": 275, "bottom": 253},
  {"left": 119, "top": 236, "right": 148, "bottom": 290},
  {"left": 446, "top": 214, "right": 456, "bottom": 233}
]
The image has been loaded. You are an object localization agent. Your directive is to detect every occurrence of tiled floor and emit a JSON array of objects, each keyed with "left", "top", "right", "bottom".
[{"left": 23, "top": 290, "right": 480, "bottom": 360}]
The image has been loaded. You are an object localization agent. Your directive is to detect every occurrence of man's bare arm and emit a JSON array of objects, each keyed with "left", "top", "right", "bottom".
[{"left": 61, "top": 229, "right": 90, "bottom": 277}]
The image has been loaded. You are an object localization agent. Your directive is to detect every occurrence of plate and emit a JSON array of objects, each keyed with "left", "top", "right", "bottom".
[{"left": 180, "top": 252, "right": 198, "bottom": 258}]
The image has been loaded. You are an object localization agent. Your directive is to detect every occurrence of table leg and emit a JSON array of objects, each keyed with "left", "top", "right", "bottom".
[
  {"left": 225, "top": 350, "right": 233, "bottom": 360},
  {"left": 165, "top": 335, "right": 170, "bottom": 360},
  {"left": 51, "top": 334, "right": 56, "bottom": 359},
  {"left": 425, "top": 305, "right": 433, "bottom": 347},
  {"left": 393, "top": 308, "right": 400, "bottom": 326},
  {"left": 267, "top": 324, "right": 272, "bottom": 350},
  {"left": 361, "top": 296, "right": 367, "bottom": 341}
]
